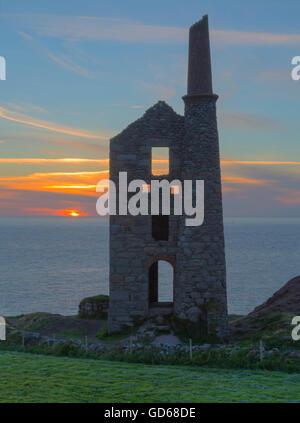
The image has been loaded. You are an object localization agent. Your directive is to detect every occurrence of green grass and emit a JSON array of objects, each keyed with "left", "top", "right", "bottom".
[{"left": 0, "top": 351, "right": 300, "bottom": 403}]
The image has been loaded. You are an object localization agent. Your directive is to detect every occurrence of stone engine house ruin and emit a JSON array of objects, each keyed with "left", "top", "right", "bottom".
[{"left": 108, "top": 15, "right": 229, "bottom": 340}]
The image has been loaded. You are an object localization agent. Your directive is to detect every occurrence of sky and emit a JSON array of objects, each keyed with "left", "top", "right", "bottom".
[{"left": 0, "top": 0, "right": 299, "bottom": 217}]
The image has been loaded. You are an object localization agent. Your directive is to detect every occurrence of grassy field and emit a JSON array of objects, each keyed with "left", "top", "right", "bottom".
[{"left": 0, "top": 351, "right": 300, "bottom": 402}]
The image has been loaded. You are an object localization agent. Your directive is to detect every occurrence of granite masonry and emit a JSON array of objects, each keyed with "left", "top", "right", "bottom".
[
  {"left": 79, "top": 295, "right": 109, "bottom": 319},
  {"left": 108, "top": 15, "right": 229, "bottom": 340}
]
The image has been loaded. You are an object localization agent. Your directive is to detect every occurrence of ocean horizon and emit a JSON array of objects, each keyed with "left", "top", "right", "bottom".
[{"left": 0, "top": 216, "right": 299, "bottom": 317}]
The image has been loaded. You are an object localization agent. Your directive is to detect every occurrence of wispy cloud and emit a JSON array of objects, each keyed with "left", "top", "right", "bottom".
[
  {"left": 222, "top": 160, "right": 300, "bottom": 165},
  {"left": 6, "top": 14, "right": 300, "bottom": 46},
  {"left": 130, "top": 105, "right": 145, "bottom": 109},
  {"left": 28, "top": 132, "right": 109, "bottom": 156},
  {"left": 0, "top": 158, "right": 108, "bottom": 164},
  {"left": 140, "top": 82, "right": 175, "bottom": 100},
  {"left": 5, "top": 101, "right": 48, "bottom": 114},
  {"left": 275, "top": 189, "right": 300, "bottom": 205},
  {"left": 2, "top": 158, "right": 292, "bottom": 166},
  {"left": 222, "top": 176, "right": 276, "bottom": 185},
  {"left": 0, "top": 169, "right": 109, "bottom": 197},
  {"left": 0, "top": 105, "right": 111, "bottom": 139},
  {"left": 47, "top": 52, "right": 95, "bottom": 78},
  {"left": 10, "top": 15, "right": 187, "bottom": 43},
  {"left": 256, "top": 71, "right": 291, "bottom": 81},
  {"left": 212, "top": 29, "right": 300, "bottom": 46},
  {"left": 45, "top": 184, "right": 98, "bottom": 189},
  {"left": 19, "top": 31, "right": 95, "bottom": 78},
  {"left": 219, "top": 111, "right": 284, "bottom": 131}
]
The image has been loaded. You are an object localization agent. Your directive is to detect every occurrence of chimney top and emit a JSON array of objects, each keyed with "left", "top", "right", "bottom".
[{"left": 187, "top": 15, "right": 213, "bottom": 96}]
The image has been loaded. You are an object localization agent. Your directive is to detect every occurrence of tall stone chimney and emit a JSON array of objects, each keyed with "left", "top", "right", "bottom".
[
  {"left": 187, "top": 15, "right": 213, "bottom": 95},
  {"left": 175, "top": 15, "right": 229, "bottom": 340}
]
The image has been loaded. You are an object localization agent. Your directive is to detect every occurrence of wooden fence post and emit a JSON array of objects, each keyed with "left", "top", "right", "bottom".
[{"left": 259, "top": 339, "right": 264, "bottom": 361}]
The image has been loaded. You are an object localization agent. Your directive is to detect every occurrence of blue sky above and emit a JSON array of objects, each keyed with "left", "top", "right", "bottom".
[{"left": 0, "top": 0, "right": 299, "bottom": 216}]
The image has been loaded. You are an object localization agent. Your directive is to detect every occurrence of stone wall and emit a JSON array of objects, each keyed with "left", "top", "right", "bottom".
[
  {"left": 79, "top": 295, "right": 109, "bottom": 319},
  {"left": 108, "top": 101, "right": 184, "bottom": 332}
]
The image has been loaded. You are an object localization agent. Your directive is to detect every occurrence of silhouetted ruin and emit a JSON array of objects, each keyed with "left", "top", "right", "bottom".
[{"left": 108, "top": 16, "right": 229, "bottom": 340}]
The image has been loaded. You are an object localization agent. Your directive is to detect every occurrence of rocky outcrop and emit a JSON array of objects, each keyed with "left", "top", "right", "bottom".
[
  {"left": 230, "top": 275, "right": 300, "bottom": 341},
  {"left": 78, "top": 295, "right": 109, "bottom": 319},
  {"left": 249, "top": 275, "right": 300, "bottom": 316}
]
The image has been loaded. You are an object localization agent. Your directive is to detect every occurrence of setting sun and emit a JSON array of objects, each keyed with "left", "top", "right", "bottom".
[
  {"left": 62, "top": 209, "right": 83, "bottom": 217},
  {"left": 70, "top": 212, "right": 80, "bottom": 217}
]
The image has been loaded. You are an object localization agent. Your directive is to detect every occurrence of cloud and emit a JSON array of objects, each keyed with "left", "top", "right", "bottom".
[
  {"left": 0, "top": 170, "right": 108, "bottom": 179},
  {"left": 0, "top": 169, "right": 109, "bottom": 198},
  {"left": 47, "top": 52, "right": 95, "bottom": 78},
  {"left": 0, "top": 155, "right": 299, "bottom": 216},
  {"left": 3, "top": 157, "right": 297, "bottom": 167},
  {"left": 222, "top": 186, "right": 241, "bottom": 193},
  {"left": 256, "top": 71, "right": 291, "bottom": 81},
  {"left": 0, "top": 105, "right": 111, "bottom": 139},
  {"left": 274, "top": 188, "right": 300, "bottom": 205},
  {"left": 10, "top": 15, "right": 187, "bottom": 43},
  {"left": 222, "top": 160, "right": 300, "bottom": 165},
  {"left": 28, "top": 132, "right": 109, "bottom": 156},
  {"left": 0, "top": 158, "right": 108, "bottom": 164},
  {"left": 0, "top": 188, "right": 97, "bottom": 216},
  {"left": 130, "top": 105, "right": 145, "bottom": 109},
  {"left": 140, "top": 82, "right": 175, "bottom": 100},
  {"left": 221, "top": 160, "right": 300, "bottom": 216},
  {"left": 19, "top": 30, "right": 95, "bottom": 78},
  {"left": 222, "top": 176, "right": 276, "bottom": 185},
  {"left": 5, "top": 101, "right": 48, "bottom": 114},
  {"left": 45, "top": 184, "right": 98, "bottom": 190},
  {"left": 219, "top": 111, "right": 284, "bottom": 131},
  {"left": 6, "top": 14, "right": 300, "bottom": 46},
  {"left": 212, "top": 29, "right": 300, "bottom": 46}
]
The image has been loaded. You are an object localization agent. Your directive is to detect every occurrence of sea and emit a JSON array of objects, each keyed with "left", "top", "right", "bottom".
[{"left": 0, "top": 216, "right": 299, "bottom": 316}]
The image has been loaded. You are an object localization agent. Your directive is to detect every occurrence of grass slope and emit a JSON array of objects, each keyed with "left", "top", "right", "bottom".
[{"left": 0, "top": 351, "right": 300, "bottom": 403}]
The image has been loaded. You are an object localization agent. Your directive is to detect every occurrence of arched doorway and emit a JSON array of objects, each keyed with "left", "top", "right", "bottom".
[{"left": 148, "top": 260, "right": 174, "bottom": 306}]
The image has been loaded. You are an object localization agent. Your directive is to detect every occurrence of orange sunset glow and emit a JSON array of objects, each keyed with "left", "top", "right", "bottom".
[
  {"left": 62, "top": 209, "right": 83, "bottom": 217},
  {"left": 0, "top": 156, "right": 299, "bottom": 216}
]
